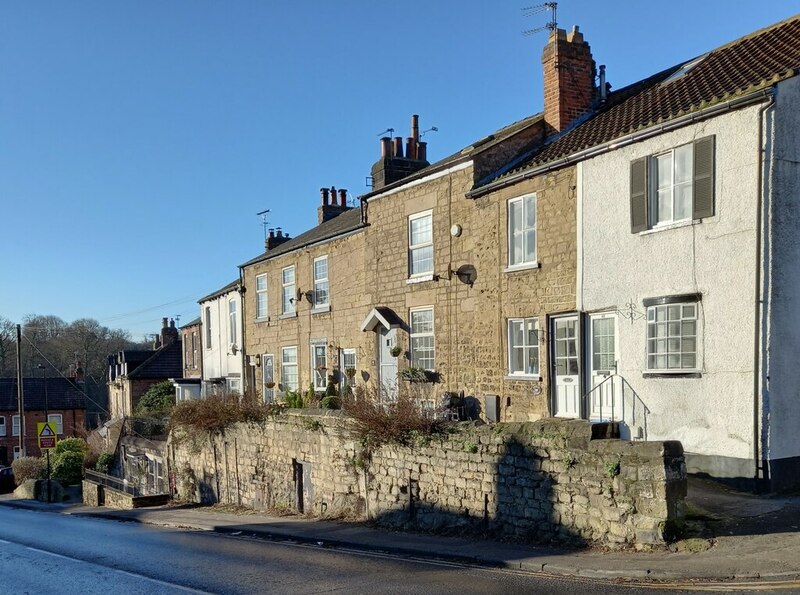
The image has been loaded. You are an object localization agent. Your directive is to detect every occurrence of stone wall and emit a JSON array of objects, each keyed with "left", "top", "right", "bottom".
[{"left": 170, "top": 412, "right": 685, "bottom": 548}]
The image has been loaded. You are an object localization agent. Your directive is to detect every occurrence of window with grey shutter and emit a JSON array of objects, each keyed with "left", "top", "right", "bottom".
[
  {"left": 692, "top": 135, "right": 715, "bottom": 220},
  {"left": 630, "top": 157, "right": 648, "bottom": 233}
]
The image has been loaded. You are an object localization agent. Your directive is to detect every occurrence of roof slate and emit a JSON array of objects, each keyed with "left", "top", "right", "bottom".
[
  {"left": 485, "top": 14, "right": 800, "bottom": 186},
  {"left": 240, "top": 207, "right": 364, "bottom": 268},
  {"left": 0, "top": 378, "right": 86, "bottom": 411},
  {"left": 127, "top": 340, "right": 183, "bottom": 380},
  {"left": 199, "top": 279, "right": 240, "bottom": 304}
]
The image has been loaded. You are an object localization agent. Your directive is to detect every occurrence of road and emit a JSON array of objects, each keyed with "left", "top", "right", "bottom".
[{"left": 0, "top": 507, "right": 736, "bottom": 594}]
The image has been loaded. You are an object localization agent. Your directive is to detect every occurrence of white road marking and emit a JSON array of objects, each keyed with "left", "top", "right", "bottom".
[{"left": 0, "top": 537, "right": 210, "bottom": 594}]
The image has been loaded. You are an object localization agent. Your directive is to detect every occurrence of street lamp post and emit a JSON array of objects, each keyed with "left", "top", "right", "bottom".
[{"left": 37, "top": 364, "right": 50, "bottom": 503}]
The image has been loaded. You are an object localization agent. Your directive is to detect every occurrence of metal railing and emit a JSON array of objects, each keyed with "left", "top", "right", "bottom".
[
  {"left": 85, "top": 469, "right": 143, "bottom": 497},
  {"left": 582, "top": 374, "right": 650, "bottom": 440}
]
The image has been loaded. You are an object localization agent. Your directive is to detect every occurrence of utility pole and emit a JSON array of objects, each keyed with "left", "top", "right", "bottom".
[{"left": 15, "top": 324, "right": 24, "bottom": 459}]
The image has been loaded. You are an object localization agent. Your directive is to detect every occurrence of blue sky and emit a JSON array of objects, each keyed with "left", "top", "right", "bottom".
[{"left": 1, "top": 1, "right": 797, "bottom": 341}]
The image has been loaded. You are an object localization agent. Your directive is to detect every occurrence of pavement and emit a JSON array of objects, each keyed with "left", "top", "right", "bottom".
[{"left": 1, "top": 477, "right": 800, "bottom": 585}]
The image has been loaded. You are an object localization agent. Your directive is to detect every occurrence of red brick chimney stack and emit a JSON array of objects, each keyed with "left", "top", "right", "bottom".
[
  {"left": 318, "top": 186, "right": 352, "bottom": 224},
  {"left": 541, "top": 25, "right": 596, "bottom": 134}
]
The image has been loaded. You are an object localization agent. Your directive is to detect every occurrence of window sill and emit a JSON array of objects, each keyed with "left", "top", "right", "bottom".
[
  {"left": 504, "top": 262, "right": 540, "bottom": 273},
  {"left": 504, "top": 374, "right": 542, "bottom": 382},
  {"left": 406, "top": 274, "right": 436, "bottom": 285},
  {"left": 642, "top": 369, "right": 701, "bottom": 379},
  {"left": 255, "top": 316, "right": 270, "bottom": 324},
  {"left": 278, "top": 312, "right": 297, "bottom": 320},
  {"left": 311, "top": 304, "right": 331, "bottom": 314},
  {"left": 639, "top": 219, "right": 699, "bottom": 236}
]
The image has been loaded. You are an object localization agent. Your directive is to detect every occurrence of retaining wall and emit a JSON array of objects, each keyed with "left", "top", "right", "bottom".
[{"left": 169, "top": 411, "right": 686, "bottom": 547}]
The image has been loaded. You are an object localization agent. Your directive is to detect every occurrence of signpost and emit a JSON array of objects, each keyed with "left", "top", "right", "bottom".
[{"left": 37, "top": 421, "right": 57, "bottom": 503}]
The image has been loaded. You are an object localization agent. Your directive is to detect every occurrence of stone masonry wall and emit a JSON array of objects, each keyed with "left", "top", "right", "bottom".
[{"left": 170, "top": 412, "right": 685, "bottom": 548}]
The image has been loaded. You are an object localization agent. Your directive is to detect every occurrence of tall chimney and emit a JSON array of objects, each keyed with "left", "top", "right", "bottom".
[
  {"left": 320, "top": 187, "right": 329, "bottom": 205},
  {"left": 541, "top": 25, "right": 596, "bottom": 134},
  {"left": 370, "top": 115, "right": 431, "bottom": 191}
]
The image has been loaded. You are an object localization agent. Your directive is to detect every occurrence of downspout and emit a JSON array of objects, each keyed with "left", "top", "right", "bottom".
[
  {"left": 753, "top": 88, "right": 776, "bottom": 491},
  {"left": 238, "top": 269, "right": 248, "bottom": 397}
]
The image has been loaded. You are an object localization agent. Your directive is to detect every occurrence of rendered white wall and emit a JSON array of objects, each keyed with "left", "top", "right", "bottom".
[
  {"left": 200, "top": 288, "right": 243, "bottom": 388},
  {"left": 579, "top": 105, "right": 762, "bottom": 476}
]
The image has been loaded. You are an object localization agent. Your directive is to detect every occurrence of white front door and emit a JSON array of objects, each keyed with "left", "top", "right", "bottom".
[
  {"left": 588, "top": 313, "right": 622, "bottom": 421},
  {"left": 552, "top": 315, "right": 581, "bottom": 418},
  {"left": 262, "top": 354, "right": 275, "bottom": 403},
  {"left": 378, "top": 327, "right": 398, "bottom": 400}
]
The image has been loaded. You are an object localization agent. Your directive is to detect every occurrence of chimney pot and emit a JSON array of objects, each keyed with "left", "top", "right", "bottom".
[
  {"left": 393, "top": 137, "right": 404, "bottom": 158},
  {"left": 417, "top": 141, "right": 427, "bottom": 162},
  {"left": 380, "top": 137, "right": 391, "bottom": 158},
  {"left": 338, "top": 188, "right": 347, "bottom": 206},
  {"left": 411, "top": 114, "right": 419, "bottom": 143},
  {"left": 406, "top": 137, "right": 415, "bottom": 160},
  {"left": 162, "top": 317, "right": 168, "bottom": 328},
  {"left": 320, "top": 187, "right": 329, "bottom": 205}
]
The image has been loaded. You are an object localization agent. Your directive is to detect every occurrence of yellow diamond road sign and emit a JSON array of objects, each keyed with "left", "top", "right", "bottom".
[{"left": 37, "top": 422, "right": 57, "bottom": 450}]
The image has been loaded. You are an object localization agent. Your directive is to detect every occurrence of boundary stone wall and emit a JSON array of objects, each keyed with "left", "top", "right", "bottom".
[{"left": 169, "top": 411, "right": 685, "bottom": 547}]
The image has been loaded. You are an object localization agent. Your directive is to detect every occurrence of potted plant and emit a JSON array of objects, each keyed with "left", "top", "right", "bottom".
[
  {"left": 265, "top": 381, "right": 276, "bottom": 389},
  {"left": 345, "top": 367, "right": 357, "bottom": 380},
  {"left": 390, "top": 346, "right": 403, "bottom": 357},
  {"left": 400, "top": 367, "right": 439, "bottom": 383}
]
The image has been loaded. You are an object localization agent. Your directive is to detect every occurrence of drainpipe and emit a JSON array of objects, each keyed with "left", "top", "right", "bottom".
[{"left": 753, "top": 87, "right": 776, "bottom": 491}]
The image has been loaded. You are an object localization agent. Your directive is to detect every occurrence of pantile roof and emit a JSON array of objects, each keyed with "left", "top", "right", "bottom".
[
  {"left": 481, "top": 14, "right": 800, "bottom": 188},
  {"left": 0, "top": 377, "right": 86, "bottom": 411}
]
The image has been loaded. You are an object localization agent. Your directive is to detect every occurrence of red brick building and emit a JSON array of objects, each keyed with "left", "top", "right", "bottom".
[{"left": 0, "top": 377, "right": 87, "bottom": 464}]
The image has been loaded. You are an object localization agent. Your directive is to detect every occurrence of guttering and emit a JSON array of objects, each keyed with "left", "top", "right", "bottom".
[
  {"left": 364, "top": 161, "right": 472, "bottom": 204},
  {"left": 239, "top": 226, "right": 365, "bottom": 269},
  {"left": 467, "top": 88, "right": 774, "bottom": 199},
  {"left": 753, "top": 86, "right": 776, "bottom": 490}
]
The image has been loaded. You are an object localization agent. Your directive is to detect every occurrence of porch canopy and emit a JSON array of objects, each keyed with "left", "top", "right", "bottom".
[{"left": 360, "top": 307, "right": 403, "bottom": 332}]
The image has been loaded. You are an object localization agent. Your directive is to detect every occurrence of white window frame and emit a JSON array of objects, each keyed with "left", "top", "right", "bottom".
[
  {"left": 281, "top": 346, "right": 299, "bottom": 391},
  {"left": 341, "top": 349, "right": 357, "bottom": 389},
  {"left": 507, "top": 317, "right": 540, "bottom": 376},
  {"left": 255, "top": 274, "right": 268, "bottom": 320},
  {"left": 12, "top": 415, "right": 22, "bottom": 437},
  {"left": 228, "top": 299, "right": 237, "bottom": 345},
  {"left": 646, "top": 302, "right": 699, "bottom": 371},
  {"left": 0, "top": 416, "right": 5, "bottom": 437},
  {"left": 311, "top": 342, "right": 327, "bottom": 391},
  {"left": 205, "top": 307, "right": 212, "bottom": 349},
  {"left": 282, "top": 266, "right": 296, "bottom": 315},
  {"left": 507, "top": 193, "right": 537, "bottom": 269},
  {"left": 313, "top": 256, "right": 329, "bottom": 309},
  {"left": 650, "top": 143, "right": 693, "bottom": 228},
  {"left": 13, "top": 446, "right": 21, "bottom": 461},
  {"left": 191, "top": 332, "right": 198, "bottom": 368},
  {"left": 408, "top": 211, "right": 433, "bottom": 278},
  {"left": 48, "top": 413, "right": 63, "bottom": 435},
  {"left": 409, "top": 307, "right": 435, "bottom": 371}
]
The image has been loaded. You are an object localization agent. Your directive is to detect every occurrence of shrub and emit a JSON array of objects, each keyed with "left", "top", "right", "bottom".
[
  {"left": 342, "top": 384, "right": 451, "bottom": 449},
  {"left": 169, "top": 392, "right": 283, "bottom": 434},
  {"left": 321, "top": 395, "right": 341, "bottom": 410},
  {"left": 12, "top": 456, "right": 45, "bottom": 484},
  {"left": 284, "top": 390, "right": 305, "bottom": 409},
  {"left": 52, "top": 451, "right": 84, "bottom": 485},
  {"left": 135, "top": 381, "right": 176, "bottom": 416},
  {"left": 95, "top": 452, "right": 115, "bottom": 473},
  {"left": 54, "top": 437, "right": 88, "bottom": 458}
]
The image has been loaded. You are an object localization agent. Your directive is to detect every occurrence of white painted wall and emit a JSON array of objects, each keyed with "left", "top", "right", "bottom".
[
  {"left": 764, "top": 75, "right": 800, "bottom": 466},
  {"left": 200, "top": 287, "right": 244, "bottom": 392},
  {"left": 579, "top": 105, "right": 763, "bottom": 478}
]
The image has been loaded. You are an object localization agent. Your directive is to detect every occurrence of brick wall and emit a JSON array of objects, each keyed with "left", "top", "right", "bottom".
[
  {"left": 170, "top": 412, "right": 686, "bottom": 547},
  {"left": 0, "top": 408, "right": 86, "bottom": 462}
]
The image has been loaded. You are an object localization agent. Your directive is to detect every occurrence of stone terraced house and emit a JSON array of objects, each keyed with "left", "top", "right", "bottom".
[{"left": 235, "top": 16, "right": 800, "bottom": 491}]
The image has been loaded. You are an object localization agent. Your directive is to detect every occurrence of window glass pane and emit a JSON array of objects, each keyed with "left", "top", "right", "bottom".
[
  {"left": 674, "top": 144, "right": 693, "bottom": 183},
  {"left": 526, "top": 348, "right": 538, "bottom": 375},
  {"left": 410, "top": 215, "right": 432, "bottom": 245},
  {"left": 682, "top": 320, "right": 696, "bottom": 336},
  {"left": 682, "top": 305, "right": 696, "bottom": 318},
  {"left": 674, "top": 182, "right": 693, "bottom": 220},
  {"left": 411, "top": 245, "right": 433, "bottom": 275},
  {"left": 256, "top": 275, "right": 266, "bottom": 291},
  {"left": 525, "top": 320, "right": 537, "bottom": 346},
  {"left": 656, "top": 153, "right": 672, "bottom": 188},
  {"left": 682, "top": 354, "right": 696, "bottom": 369},
  {"left": 524, "top": 195, "right": 536, "bottom": 227},
  {"left": 524, "top": 230, "right": 536, "bottom": 261},
  {"left": 282, "top": 268, "right": 294, "bottom": 284},
  {"left": 568, "top": 359, "right": 579, "bottom": 375}
]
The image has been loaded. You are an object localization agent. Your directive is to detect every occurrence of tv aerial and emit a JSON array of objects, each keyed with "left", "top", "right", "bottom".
[
  {"left": 522, "top": 2, "right": 557, "bottom": 37},
  {"left": 257, "top": 209, "right": 270, "bottom": 242}
]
